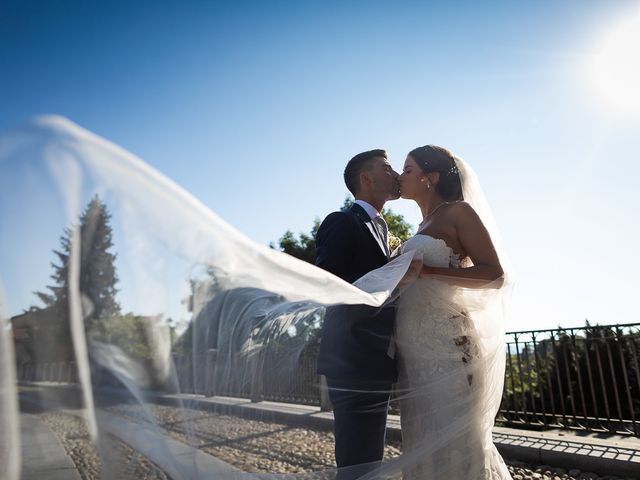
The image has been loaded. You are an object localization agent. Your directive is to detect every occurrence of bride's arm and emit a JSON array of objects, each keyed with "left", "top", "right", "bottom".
[{"left": 420, "top": 203, "right": 504, "bottom": 288}]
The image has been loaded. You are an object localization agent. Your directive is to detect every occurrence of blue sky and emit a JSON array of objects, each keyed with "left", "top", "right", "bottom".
[{"left": 1, "top": 0, "right": 639, "bottom": 331}]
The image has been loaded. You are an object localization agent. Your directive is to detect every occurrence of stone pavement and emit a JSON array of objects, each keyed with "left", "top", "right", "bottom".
[
  {"left": 19, "top": 413, "right": 81, "bottom": 480},
  {"left": 493, "top": 427, "right": 640, "bottom": 478},
  {"left": 96, "top": 409, "right": 241, "bottom": 479},
  {"left": 15, "top": 383, "right": 640, "bottom": 479},
  {"left": 157, "top": 393, "right": 640, "bottom": 478}
]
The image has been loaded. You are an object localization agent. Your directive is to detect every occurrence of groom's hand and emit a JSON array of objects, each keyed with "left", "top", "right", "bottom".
[
  {"left": 397, "top": 257, "right": 423, "bottom": 290},
  {"left": 419, "top": 265, "right": 434, "bottom": 277}
]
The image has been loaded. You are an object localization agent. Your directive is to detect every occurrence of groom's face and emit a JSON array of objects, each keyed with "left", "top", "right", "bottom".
[{"left": 368, "top": 156, "right": 400, "bottom": 201}]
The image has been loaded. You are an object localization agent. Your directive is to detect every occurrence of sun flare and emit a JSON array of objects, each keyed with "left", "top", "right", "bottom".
[{"left": 591, "top": 13, "right": 640, "bottom": 113}]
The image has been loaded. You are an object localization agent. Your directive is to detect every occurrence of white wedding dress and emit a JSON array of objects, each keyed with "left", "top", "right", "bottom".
[{"left": 395, "top": 234, "right": 512, "bottom": 480}]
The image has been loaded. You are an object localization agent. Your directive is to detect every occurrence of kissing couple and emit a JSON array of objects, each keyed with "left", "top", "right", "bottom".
[{"left": 316, "top": 146, "right": 513, "bottom": 480}]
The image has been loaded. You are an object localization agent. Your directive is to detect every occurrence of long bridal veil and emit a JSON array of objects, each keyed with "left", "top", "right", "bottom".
[{"left": 0, "top": 116, "right": 511, "bottom": 480}]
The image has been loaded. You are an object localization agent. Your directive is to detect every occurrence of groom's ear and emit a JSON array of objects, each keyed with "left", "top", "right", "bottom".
[{"left": 359, "top": 170, "right": 372, "bottom": 189}]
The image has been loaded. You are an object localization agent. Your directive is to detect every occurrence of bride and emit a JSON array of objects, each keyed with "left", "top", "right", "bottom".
[{"left": 393, "top": 145, "right": 512, "bottom": 479}]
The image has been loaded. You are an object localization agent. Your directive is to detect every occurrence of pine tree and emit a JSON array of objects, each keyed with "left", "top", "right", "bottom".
[{"left": 34, "top": 195, "right": 120, "bottom": 326}]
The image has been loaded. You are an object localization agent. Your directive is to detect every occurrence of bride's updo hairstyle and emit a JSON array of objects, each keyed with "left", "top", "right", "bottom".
[{"left": 410, "top": 145, "right": 463, "bottom": 201}]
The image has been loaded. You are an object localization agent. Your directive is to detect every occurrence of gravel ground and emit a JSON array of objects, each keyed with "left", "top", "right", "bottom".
[
  {"left": 39, "top": 411, "right": 171, "bottom": 480},
  {"left": 106, "top": 404, "right": 639, "bottom": 480},
  {"left": 109, "top": 403, "right": 396, "bottom": 473}
]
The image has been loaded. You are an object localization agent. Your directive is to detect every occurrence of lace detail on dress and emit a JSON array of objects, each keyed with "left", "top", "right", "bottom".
[
  {"left": 394, "top": 235, "right": 512, "bottom": 480},
  {"left": 400, "top": 234, "right": 461, "bottom": 268}
]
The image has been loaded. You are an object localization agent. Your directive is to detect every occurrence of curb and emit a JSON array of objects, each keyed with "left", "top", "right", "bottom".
[{"left": 19, "top": 413, "right": 81, "bottom": 480}]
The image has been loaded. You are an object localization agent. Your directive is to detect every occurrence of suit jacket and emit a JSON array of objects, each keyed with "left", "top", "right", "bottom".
[{"left": 315, "top": 203, "right": 397, "bottom": 385}]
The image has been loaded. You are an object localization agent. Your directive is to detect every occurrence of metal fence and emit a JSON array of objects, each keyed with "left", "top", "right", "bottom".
[
  {"left": 16, "top": 361, "right": 78, "bottom": 383},
  {"left": 262, "top": 346, "right": 321, "bottom": 405},
  {"left": 205, "top": 323, "right": 640, "bottom": 436},
  {"left": 498, "top": 323, "right": 640, "bottom": 436},
  {"left": 169, "top": 346, "right": 325, "bottom": 406},
  {"left": 18, "top": 323, "right": 640, "bottom": 437}
]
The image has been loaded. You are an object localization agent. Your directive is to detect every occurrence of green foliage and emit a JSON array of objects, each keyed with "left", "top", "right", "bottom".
[
  {"left": 94, "top": 313, "right": 156, "bottom": 362},
  {"left": 341, "top": 196, "right": 413, "bottom": 244},
  {"left": 273, "top": 195, "right": 413, "bottom": 263},
  {"left": 340, "top": 196, "right": 354, "bottom": 211},
  {"left": 34, "top": 195, "right": 121, "bottom": 325},
  {"left": 503, "top": 345, "right": 545, "bottom": 411},
  {"left": 382, "top": 206, "right": 412, "bottom": 243},
  {"left": 29, "top": 196, "right": 134, "bottom": 364},
  {"left": 500, "top": 324, "right": 640, "bottom": 427},
  {"left": 271, "top": 219, "right": 321, "bottom": 264}
]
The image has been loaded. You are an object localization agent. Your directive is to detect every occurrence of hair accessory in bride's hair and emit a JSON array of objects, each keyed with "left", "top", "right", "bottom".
[{"left": 447, "top": 161, "right": 459, "bottom": 176}]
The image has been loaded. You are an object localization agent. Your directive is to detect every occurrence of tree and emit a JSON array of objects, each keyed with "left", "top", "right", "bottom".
[
  {"left": 272, "top": 219, "right": 321, "bottom": 264},
  {"left": 272, "top": 196, "right": 413, "bottom": 262},
  {"left": 35, "top": 195, "right": 120, "bottom": 327}
]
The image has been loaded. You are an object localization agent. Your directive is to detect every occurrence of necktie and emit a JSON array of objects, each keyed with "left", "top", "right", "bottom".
[
  {"left": 375, "top": 214, "right": 395, "bottom": 359},
  {"left": 374, "top": 215, "right": 389, "bottom": 257}
]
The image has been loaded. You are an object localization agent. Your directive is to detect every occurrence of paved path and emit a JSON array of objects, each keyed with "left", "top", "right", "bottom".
[
  {"left": 16, "top": 383, "right": 640, "bottom": 479},
  {"left": 19, "top": 413, "right": 81, "bottom": 480},
  {"left": 159, "top": 393, "right": 640, "bottom": 478},
  {"left": 97, "top": 410, "right": 240, "bottom": 479},
  {"left": 493, "top": 427, "right": 640, "bottom": 478}
]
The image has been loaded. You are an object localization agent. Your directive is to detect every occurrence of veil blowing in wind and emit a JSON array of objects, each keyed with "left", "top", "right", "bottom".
[{"left": 0, "top": 115, "right": 511, "bottom": 479}]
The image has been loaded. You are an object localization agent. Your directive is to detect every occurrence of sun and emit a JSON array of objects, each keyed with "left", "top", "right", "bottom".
[{"left": 591, "top": 13, "right": 640, "bottom": 113}]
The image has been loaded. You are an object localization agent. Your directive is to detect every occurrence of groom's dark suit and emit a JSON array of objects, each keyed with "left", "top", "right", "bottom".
[{"left": 316, "top": 202, "right": 396, "bottom": 474}]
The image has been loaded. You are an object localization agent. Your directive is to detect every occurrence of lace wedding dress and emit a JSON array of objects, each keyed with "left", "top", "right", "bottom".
[{"left": 395, "top": 234, "right": 512, "bottom": 480}]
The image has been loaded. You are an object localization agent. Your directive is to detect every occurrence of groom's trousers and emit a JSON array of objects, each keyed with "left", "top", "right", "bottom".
[{"left": 327, "top": 379, "right": 392, "bottom": 479}]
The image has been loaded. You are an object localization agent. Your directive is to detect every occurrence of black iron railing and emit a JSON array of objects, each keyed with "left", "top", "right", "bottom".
[
  {"left": 18, "top": 322, "right": 640, "bottom": 436},
  {"left": 498, "top": 323, "right": 640, "bottom": 436}
]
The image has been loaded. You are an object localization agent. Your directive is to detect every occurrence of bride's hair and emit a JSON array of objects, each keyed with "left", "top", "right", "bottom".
[{"left": 409, "top": 145, "right": 463, "bottom": 201}]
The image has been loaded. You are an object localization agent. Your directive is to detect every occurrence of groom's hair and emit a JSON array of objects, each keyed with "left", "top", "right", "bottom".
[{"left": 344, "top": 149, "right": 387, "bottom": 196}]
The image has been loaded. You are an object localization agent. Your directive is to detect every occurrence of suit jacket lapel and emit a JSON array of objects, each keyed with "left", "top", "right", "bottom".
[{"left": 351, "top": 204, "right": 388, "bottom": 259}]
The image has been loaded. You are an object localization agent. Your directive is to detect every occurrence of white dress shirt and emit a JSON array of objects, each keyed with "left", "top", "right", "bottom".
[{"left": 354, "top": 199, "right": 380, "bottom": 220}]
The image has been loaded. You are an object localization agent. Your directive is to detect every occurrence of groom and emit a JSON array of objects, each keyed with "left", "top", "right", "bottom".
[{"left": 316, "top": 149, "right": 400, "bottom": 476}]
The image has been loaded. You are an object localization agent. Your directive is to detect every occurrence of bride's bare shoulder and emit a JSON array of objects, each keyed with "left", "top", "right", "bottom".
[
  {"left": 448, "top": 201, "right": 483, "bottom": 225},
  {"left": 448, "top": 201, "right": 475, "bottom": 216}
]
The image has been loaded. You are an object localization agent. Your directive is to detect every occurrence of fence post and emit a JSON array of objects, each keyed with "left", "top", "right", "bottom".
[
  {"left": 171, "top": 352, "right": 180, "bottom": 391},
  {"left": 250, "top": 346, "right": 265, "bottom": 403},
  {"left": 205, "top": 349, "right": 218, "bottom": 397},
  {"left": 319, "top": 375, "right": 332, "bottom": 412},
  {"left": 193, "top": 352, "right": 205, "bottom": 395},
  {"left": 70, "top": 361, "right": 77, "bottom": 383}
]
